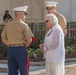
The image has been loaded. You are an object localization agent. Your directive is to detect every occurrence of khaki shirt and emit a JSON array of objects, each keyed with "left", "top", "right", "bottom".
[
  {"left": 54, "top": 12, "right": 67, "bottom": 30},
  {"left": 46, "top": 12, "right": 67, "bottom": 34},
  {"left": 1, "top": 18, "right": 34, "bottom": 44}
]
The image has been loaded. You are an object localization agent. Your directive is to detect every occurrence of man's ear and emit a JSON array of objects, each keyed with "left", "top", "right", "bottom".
[
  {"left": 20, "top": 12, "right": 22, "bottom": 16},
  {"left": 54, "top": 7, "right": 56, "bottom": 10}
]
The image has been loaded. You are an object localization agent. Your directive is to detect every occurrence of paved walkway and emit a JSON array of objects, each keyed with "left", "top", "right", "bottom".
[{"left": 0, "top": 58, "right": 76, "bottom": 75}]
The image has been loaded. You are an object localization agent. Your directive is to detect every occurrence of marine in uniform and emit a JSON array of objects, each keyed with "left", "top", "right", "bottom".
[
  {"left": 1, "top": 6, "right": 34, "bottom": 75},
  {"left": 45, "top": 1, "right": 67, "bottom": 36}
]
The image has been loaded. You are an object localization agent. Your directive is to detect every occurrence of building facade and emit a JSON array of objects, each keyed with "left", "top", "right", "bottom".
[{"left": 0, "top": 0, "right": 76, "bottom": 23}]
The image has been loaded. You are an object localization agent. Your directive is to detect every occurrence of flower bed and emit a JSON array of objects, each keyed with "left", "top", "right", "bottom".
[
  {"left": 65, "top": 51, "right": 76, "bottom": 58},
  {"left": 28, "top": 48, "right": 44, "bottom": 62},
  {"left": 0, "top": 45, "right": 76, "bottom": 61}
]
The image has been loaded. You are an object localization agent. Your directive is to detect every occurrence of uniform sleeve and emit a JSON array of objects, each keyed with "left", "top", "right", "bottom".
[
  {"left": 1, "top": 26, "right": 7, "bottom": 40},
  {"left": 24, "top": 25, "right": 34, "bottom": 39},
  {"left": 59, "top": 15, "right": 67, "bottom": 30},
  {"left": 59, "top": 15, "right": 67, "bottom": 36},
  {"left": 47, "top": 29, "right": 61, "bottom": 50}
]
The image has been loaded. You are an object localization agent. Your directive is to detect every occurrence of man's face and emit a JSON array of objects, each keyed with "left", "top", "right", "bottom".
[
  {"left": 21, "top": 12, "right": 27, "bottom": 21},
  {"left": 46, "top": 6, "right": 55, "bottom": 14}
]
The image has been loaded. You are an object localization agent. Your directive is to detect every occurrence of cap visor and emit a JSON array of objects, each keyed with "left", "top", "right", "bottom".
[
  {"left": 46, "top": 7, "right": 54, "bottom": 10},
  {"left": 24, "top": 12, "right": 28, "bottom": 15}
]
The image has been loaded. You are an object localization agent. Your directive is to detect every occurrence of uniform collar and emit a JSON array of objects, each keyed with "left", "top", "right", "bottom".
[{"left": 14, "top": 18, "right": 22, "bottom": 21}]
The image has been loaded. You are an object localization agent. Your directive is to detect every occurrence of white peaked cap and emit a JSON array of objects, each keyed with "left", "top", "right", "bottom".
[
  {"left": 13, "top": 6, "right": 28, "bottom": 12},
  {"left": 45, "top": 1, "right": 58, "bottom": 7}
]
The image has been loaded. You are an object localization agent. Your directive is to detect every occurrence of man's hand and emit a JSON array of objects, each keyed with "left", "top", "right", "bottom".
[
  {"left": 63, "top": 28, "right": 67, "bottom": 36},
  {"left": 2, "top": 38, "right": 8, "bottom": 46},
  {"left": 25, "top": 38, "right": 32, "bottom": 47}
]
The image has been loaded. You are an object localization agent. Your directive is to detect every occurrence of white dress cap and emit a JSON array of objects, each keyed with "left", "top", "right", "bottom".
[
  {"left": 13, "top": 6, "right": 28, "bottom": 12},
  {"left": 45, "top": 1, "right": 58, "bottom": 7}
]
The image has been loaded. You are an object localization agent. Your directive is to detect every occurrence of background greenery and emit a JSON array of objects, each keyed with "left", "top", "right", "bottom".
[{"left": 0, "top": 22, "right": 76, "bottom": 60}]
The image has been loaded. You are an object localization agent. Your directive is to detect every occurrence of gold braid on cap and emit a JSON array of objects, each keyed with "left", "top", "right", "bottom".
[{"left": 46, "top": 6, "right": 54, "bottom": 10}]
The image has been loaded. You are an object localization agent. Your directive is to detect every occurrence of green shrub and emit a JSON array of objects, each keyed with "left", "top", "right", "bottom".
[
  {"left": 66, "top": 45, "right": 76, "bottom": 52},
  {"left": 0, "top": 44, "right": 8, "bottom": 53},
  {"left": 28, "top": 48, "right": 34, "bottom": 59},
  {"left": 28, "top": 48, "right": 44, "bottom": 61}
]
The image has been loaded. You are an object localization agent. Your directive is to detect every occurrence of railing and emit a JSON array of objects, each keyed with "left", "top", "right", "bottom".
[
  {"left": 28, "top": 23, "right": 46, "bottom": 48},
  {"left": 66, "top": 23, "right": 76, "bottom": 38},
  {"left": 0, "top": 23, "right": 46, "bottom": 48},
  {"left": 0, "top": 24, "right": 5, "bottom": 46},
  {"left": 0, "top": 23, "right": 76, "bottom": 47},
  {"left": 28, "top": 23, "right": 76, "bottom": 47}
]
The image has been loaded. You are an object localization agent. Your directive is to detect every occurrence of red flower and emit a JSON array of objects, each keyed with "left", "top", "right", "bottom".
[
  {"left": 71, "top": 29, "right": 75, "bottom": 33},
  {"left": 32, "top": 37, "right": 36, "bottom": 42}
]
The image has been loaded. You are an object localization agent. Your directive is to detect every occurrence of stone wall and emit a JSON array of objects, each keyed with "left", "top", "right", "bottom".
[
  {"left": 9, "top": 0, "right": 44, "bottom": 23},
  {"left": 0, "top": 0, "right": 76, "bottom": 23},
  {"left": 0, "top": 0, "right": 10, "bottom": 23}
]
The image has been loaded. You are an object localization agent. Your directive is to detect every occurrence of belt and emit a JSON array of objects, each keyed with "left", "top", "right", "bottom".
[{"left": 8, "top": 44, "right": 25, "bottom": 47}]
